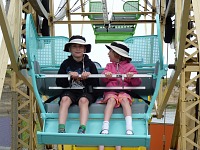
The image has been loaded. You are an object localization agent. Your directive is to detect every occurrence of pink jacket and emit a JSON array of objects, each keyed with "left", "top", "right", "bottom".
[{"left": 102, "top": 61, "right": 142, "bottom": 87}]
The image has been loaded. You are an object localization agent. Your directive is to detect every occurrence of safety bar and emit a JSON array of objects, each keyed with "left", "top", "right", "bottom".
[
  {"left": 49, "top": 86, "right": 145, "bottom": 90},
  {"left": 35, "top": 74, "right": 152, "bottom": 79}
]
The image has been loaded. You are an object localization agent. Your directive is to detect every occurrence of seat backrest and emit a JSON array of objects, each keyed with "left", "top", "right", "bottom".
[
  {"left": 88, "top": 1, "right": 103, "bottom": 20},
  {"left": 125, "top": 35, "right": 160, "bottom": 65},
  {"left": 123, "top": 1, "right": 140, "bottom": 12},
  {"left": 89, "top": 0, "right": 141, "bottom": 20},
  {"left": 94, "top": 61, "right": 102, "bottom": 69},
  {"left": 37, "top": 36, "right": 70, "bottom": 68},
  {"left": 88, "top": 1, "right": 141, "bottom": 43}
]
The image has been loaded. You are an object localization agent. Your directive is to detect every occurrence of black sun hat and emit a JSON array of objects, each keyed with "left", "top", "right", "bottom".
[{"left": 64, "top": 35, "right": 91, "bottom": 53}]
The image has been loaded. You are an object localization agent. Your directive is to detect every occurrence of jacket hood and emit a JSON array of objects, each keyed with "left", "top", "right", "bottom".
[{"left": 112, "top": 60, "right": 129, "bottom": 66}]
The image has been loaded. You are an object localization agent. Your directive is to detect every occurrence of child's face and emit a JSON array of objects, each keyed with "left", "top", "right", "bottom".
[
  {"left": 108, "top": 49, "right": 119, "bottom": 62},
  {"left": 70, "top": 44, "right": 86, "bottom": 58}
]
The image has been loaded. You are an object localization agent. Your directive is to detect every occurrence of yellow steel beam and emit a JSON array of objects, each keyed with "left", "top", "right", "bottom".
[
  {"left": 54, "top": 20, "right": 156, "bottom": 24},
  {"left": 192, "top": 0, "right": 200, "bottom": 47},
  {"left": 58, "top": 145, "right": 146, "bottom": 150},
  {"left": 28, "top": 0, "right": 48, "bottom": 19},
  {"left": 67, "top": 1, "right": 72, "bottom": 37},
  {"left": 0, "top": 0, "right": 15, "bottom": 100},
  {"left": 70, "top": 12, "right": 155, "bottom": 16},
  {"left": 157, "top": 0, "right": 191, "bottom": 118},
  {"left": 49, "top": 0, "right": 55, "bottom": 36},
  {"left": 0, "top": 0, "right": 32, "bottom": 90},
  {"left": 165, "top": 0, "right": 175, "bottom": 19}
]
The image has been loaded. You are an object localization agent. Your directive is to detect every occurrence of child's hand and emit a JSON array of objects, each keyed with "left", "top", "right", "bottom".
[
  {"left": 105, "top": 72, "right": 112, "bottom": 78},
  {"left": 126, "top": 72, "right": 134, "bottom": 79},
  {"left": 69, "top": 72, "right": 79, "bottom": 79},
  {"left": 81, "top": 71, "right": 91, "bottom": 80}
]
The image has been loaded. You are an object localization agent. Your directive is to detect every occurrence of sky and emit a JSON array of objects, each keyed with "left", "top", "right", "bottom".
[
  {"left": 53, "top": 0, "right": 176, "bottom": 69},
  {"left": 0, "top": 0, "right": 176, "bottom": 74}
]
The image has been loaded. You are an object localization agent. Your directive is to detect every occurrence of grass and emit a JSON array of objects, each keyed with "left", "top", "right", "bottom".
[
  {"left": 6, "top": 69, "right": 12, "bottom": 77},
  {"left": 21, "top": 118, "right": 44, "bottom": 149},
  {"left": 166, "top": 104, "right": 177, "bottom": 109}
]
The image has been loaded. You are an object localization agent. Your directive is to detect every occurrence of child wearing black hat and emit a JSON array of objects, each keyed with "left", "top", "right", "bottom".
[{"left": 56, "top": 35, "right": 99, "bottom": 134}]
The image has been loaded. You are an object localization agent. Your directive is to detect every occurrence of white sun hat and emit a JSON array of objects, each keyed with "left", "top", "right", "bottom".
[
  {"left": 105, "top": 41, "right": 132, "bottom": 61},
  {"left": 64, "top": 35, "right": 91, "bottom": 53}
]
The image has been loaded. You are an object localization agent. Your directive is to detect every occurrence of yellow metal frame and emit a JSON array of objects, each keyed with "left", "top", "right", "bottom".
[
  {"left": 1, "top": 0, "right": 200, "bottom": 149},
  {"left": 58, "top": 145, "right": 146, "bottom": 150},
  {"left": 169, "top": 0, "right": 200, "bottom": 149}
]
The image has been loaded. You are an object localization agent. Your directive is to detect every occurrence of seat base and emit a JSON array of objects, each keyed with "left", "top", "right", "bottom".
[
  {"left": 38, "top": 114, "right": 150, "bottom": 147},
  {"left": 38, "top": 132, "right": 150, "bottom": 147}
]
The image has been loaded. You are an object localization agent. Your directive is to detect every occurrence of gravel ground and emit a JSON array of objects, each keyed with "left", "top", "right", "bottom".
[
  {"left": 0, "top": 77, "right": 12, "bottom": 147},
  {"left": 0, "top": 77, "right": 12, "bottom": 116}
]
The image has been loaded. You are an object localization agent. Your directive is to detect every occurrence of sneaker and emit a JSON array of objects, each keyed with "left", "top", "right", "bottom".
[
  {"left": 58, "top": 128, "right": 66, "bottom": 133},
  {"left": 126, "top": 129, "right": 134, "bottom": 135},
  {"left": 100, "top": 129, "right": 109, "bottom": 134},
  {"left": 77, "top": 126, "right": 86, "bottom": 134}
]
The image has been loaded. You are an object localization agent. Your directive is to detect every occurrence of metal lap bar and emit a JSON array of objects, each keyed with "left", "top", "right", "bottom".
[
  {"left": 35, "top": 74, "right": 152, "bottom": 78},
  {"left": 49, "top": 86, "right": 146, "bottom": 90}
]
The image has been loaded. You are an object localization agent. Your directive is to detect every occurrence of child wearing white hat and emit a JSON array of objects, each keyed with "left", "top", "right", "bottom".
[{"left": 99, "top": 41, "right": 142, "bottom": 150}]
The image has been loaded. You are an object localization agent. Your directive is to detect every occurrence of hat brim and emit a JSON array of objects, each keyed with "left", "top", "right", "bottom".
[
  {"left": 64, "top": 42, "right": 91, "bottom": 53},
  {"left": 105, "top": 45, "right": 132, "bottom": 61}
]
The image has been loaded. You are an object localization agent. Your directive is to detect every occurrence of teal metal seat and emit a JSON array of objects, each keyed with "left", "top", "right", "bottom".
[
  {"left": 88, "top": 0, "right": 141, "bottom": 43},
  {"left": 26, "top": 13, "right": 166, "bottom": 148}
]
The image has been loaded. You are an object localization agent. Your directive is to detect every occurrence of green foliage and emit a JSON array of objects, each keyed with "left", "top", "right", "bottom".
[
  {"left": 166, "top": 104, "right": 177, "bottom": 109},
  {"left": 162, "top": 78, "right": 180, "bottom": 87},
  {"left": 6, "top": 69, "right": 12, "bottom": 77}
]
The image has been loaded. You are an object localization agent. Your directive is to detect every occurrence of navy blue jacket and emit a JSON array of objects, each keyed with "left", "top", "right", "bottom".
[{"left": 56, "top": 54, "right": 99, "bottom": 89}]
